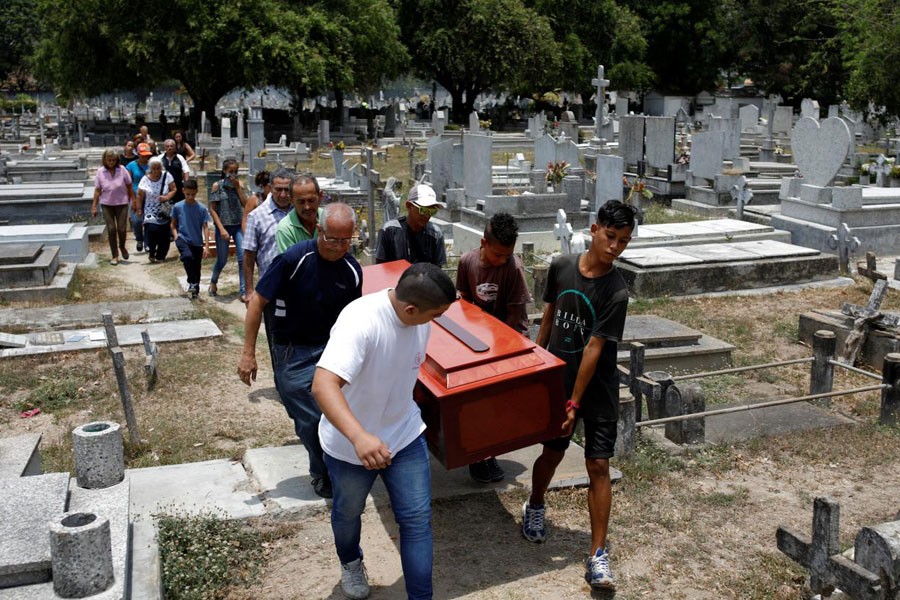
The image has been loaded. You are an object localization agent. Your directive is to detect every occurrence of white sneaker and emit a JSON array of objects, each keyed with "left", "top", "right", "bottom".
[
  {"left": 340, "top": 557, "right": 370, "bottom": 599},
  {"left": 585, "top": 547, "right": 615, "bottom": 590}
]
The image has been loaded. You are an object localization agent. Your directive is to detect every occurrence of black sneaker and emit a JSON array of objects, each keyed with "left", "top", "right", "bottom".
[
  {"left": 136, "top": 242, "right": 143, "bottom": 252},
  {"left": 468, "top": 460, "right": 493, "bottom": 484},
  {"left": 189, "top": 284, "right": 199, "bottom": 299},
  {"left": 312, "top": 477, "right": 333, "bottom": 499},
  {"left": 486, "top": 457, "right": 505, "bottom": 482}
]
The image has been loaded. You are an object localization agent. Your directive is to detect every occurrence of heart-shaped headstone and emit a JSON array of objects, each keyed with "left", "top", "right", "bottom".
[{"left": 790, "top": 116, "right": 852, "bottom": 187}]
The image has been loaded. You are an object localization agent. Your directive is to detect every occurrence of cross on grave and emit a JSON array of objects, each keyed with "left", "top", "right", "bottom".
[
  {"left": 360, "top": 148, "right": 381, "bottom": 250},
  {"left": 857, "top": 251, "right": 887, "bottom": 282},
  {"left": 873, "top": 155, "right": 893, "bottom": 187},
  {"left": 554, "top": 209, "right": 574, "bottom": 254},
  {"left": 827, "top": 222, "right": 861, "bottom": 275},
  {"left": 731, "top": 176, "right": 754, "bottom": 220},
  {"left": 777, "top": 497, "right": 884, "bottom": 599},
  {"left": 840, "top": 279, "right": 898, "bottom": 365},
  {"left": 591, "top": 65, "right": 610, "bottom": 145}
]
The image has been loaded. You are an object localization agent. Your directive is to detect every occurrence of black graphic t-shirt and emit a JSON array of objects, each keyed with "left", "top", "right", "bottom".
[{"left": 543, "top": 254, "right": 629, "bottom": 421}]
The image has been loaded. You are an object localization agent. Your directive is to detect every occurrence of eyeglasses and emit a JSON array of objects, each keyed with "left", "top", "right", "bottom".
[
  {"left": 415, "top": 205, "right": 439, "bottom": 217},
  {"left": 320, "top": 232, "right": 353, "bottom": 245},
  {"left": 273, "top": 186, "right": 291, "bottom": 195}
]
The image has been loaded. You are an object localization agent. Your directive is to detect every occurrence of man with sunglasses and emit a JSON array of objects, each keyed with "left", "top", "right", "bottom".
[
  {"left": 375, "top": 183, "right": 447, "bottom": 266},
  {"left": 239, "top": 202, "right": 362, "bottom": 499}
]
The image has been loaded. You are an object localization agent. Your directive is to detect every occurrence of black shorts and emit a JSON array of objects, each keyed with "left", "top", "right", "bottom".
[{"left": 542, "top": 416, "right": 617, "bottom": 459}]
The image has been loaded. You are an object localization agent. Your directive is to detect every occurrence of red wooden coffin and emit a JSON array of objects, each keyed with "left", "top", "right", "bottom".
[{"left": 362, "top": 261, "right": 566, "bottom": 469}]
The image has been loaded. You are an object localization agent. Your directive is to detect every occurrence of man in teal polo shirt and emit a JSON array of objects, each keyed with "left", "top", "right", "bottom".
[{"left": 275, "top": 175, "right": 324, "bottom": 252}]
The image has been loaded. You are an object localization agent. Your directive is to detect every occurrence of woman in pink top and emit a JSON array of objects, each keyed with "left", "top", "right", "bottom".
[{"left": 92, "top": 148, "right": 135, "bottom": 265}]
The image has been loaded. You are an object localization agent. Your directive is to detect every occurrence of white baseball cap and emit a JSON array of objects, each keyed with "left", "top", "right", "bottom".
[{"left": 407, "top": 184, "right": 444, "bottom": 208}]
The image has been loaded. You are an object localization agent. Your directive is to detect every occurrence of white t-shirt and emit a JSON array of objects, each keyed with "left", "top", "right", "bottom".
[{"left": 318, "top": 290, "right": 429, "bottom": 465}]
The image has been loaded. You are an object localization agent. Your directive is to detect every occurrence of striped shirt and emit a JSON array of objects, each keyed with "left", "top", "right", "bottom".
[{"left": 243, "top": 195, "right": 290, "bottom": 277}]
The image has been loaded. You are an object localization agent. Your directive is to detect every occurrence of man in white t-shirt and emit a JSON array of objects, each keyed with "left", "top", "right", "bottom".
[{"left": 312, "top": 262, "right": 457, "bottom": 600}]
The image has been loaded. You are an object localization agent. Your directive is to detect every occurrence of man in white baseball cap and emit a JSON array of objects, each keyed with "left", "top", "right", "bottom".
[{"left": 375, "top": 183, "right": 447, "bottom": 266}]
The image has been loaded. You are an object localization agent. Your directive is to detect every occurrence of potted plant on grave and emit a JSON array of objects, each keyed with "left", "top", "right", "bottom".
[
  {"left": 857, "top": 161, "right": 873, "bottom": 184},
  {"left": 890, "top": 164, "right": 900, "bottom": 187},
  {"left": 546, "top": 160, "right": 569, "bottom": 190}
]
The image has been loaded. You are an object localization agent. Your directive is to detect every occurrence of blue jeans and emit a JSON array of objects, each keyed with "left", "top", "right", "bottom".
[
  {"left": 210, "top": 224, "right": 245, "bottom": 296},
  {"left": 272, "top": 342, "right": 327, "bottom": 480},
  {"left": 324, "top": 434, "right": 433, "bottom": 600},
  {"left": 129, "top": 204, "right": 144, "bottom": 245}
]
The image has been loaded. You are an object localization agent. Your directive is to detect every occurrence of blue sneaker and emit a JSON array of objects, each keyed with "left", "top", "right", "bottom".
[
  {"left": 585, "top": 547, "right": 615, "bottom": 590},
  {"left": 521, "top": 501, "right": 547, "bottom": 542}
]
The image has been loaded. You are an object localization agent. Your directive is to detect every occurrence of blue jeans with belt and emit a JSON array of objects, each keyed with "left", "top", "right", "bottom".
[
  {"left": 272, "top": 342, "right": 327, "bottom": 481},
  {"left": 324, "top": 434, "right": 433, "bottom": 599}
]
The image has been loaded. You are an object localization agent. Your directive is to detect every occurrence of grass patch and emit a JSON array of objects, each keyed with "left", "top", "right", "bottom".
[
  {"left": 642, "top": 203, "right": 705, "bottom": 225},
  {"left": 157, "top": 512, "right": 295, "bottom": 600}
]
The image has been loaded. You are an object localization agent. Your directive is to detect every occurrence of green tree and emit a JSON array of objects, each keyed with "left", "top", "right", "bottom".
[
  {"left": 530, "top": 0, "right": 653, "bottom": 93},
  {"left": 624, "top": 0, "right": 732, "bottom": 95},
  {"left": 842, "top": 0, "right": 900, "bottom": 121},
  {"left": 0, "top": 0, "right": 39, "bottom": 91},
  {"left": 32, "top": 0, "right": 406, "bottom": 128},
  {"left": 395, "top": 0, "right": 562, "bottom": 122},
  {"left": 722, "top": 0, "right": 845, "bottom": 105}
]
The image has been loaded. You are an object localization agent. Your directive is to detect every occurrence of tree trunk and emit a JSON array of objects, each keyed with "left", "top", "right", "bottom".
[
  {"left": 450, "top": 89, "right": 465, "bottom": 124},
  {"left": 334, "top": 89, "right": 344, "bottom": 126}
]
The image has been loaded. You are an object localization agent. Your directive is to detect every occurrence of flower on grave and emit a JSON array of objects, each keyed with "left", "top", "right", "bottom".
[
  {"left": 774, "top": 145, "right": 784, "bottom": 155},
  {"left": 623, "top": 175, "right": 653, "bottom": 202},
  {"left": 890, "top": 165, "right": 900, "bottom": 179},
  {"left": 329, "top": 140, "right": 346, "bottom": 151},
  {"left": 546, "top": 161, "right": 569, "bottom": 185},
  {"left": 858, "top": 162, "right": 873, "bottom": 176},
  {"left": 479, "top": 119, "right": 492, "bottom": 130},
  {"left": 676, "top": 151, "right": 690, "bottom": 165}
]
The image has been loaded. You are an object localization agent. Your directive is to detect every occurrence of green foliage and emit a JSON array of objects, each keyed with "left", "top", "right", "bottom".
[
  {"left": 397, "top": 0, "right": 561, "bottom": 122},
  {"left": 0, "top": 94, "right": 38, "bottom": 114},
  {"left": 0, "top": 0, "right": 38, "bottom": 88},
  {"left": 624, "top": 0, "right": 733, "bottom": 94},
  {"left": 531, "top": 0, "right": 653, "bottom": 92},
  {"left": 723, "top": 0, "right": 846, "bottom": 104},
  {"left": 842, "top": 0, "right": 900, "bottom": 122},
  {"left": 18, "top": 377, "right": 81, "bottom": 412},
  {"left": 157, "top": 511, "right": 265, "bottom": 600}
]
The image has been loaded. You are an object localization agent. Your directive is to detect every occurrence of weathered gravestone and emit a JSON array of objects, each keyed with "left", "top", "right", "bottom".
[{"left": 790, "top": 116, "right": 853, "bottom": 187}]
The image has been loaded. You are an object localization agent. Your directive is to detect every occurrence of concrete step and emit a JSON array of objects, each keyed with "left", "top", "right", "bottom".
[
  {"left": 0, "top": 244, "right": 60, "bottom": 289},
  {"left": 0, "top": 434, "right": 42, "bottom": 478}
]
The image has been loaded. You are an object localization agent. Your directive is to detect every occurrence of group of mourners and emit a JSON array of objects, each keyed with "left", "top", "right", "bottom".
[
  {"left": 229, "top": 166, "right": 638, "bottom": 598},
  {"left": 92, "top": 128, "right": 259, "bottom": 299}
]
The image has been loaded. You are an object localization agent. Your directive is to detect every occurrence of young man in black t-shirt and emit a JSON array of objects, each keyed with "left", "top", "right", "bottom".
[{"left": 521, "top": 200, "right": 636, "bottom": 591}]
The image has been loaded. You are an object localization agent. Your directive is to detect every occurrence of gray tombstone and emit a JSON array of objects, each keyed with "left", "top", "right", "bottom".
[
  {"left": 318, "top": 119, "right": 330, "bottom": 147},
  {"left": 432, "top": 110, "right": 446, "bottom": 135},
  {"left": 790, "top": 116, "right": 853, "bottom": 187},
  {"left": 828, "top": 105, "right": 840, "bottom": 119},
  {"left": 220, "top": 117, "right": 232, "bottom": 150},
  {"left": 800, "top": 98, "right": 821, "bottom": 120},
  {"left": 707, "top": 116, "right": 741, "bottom": 160},
  {"left": 615, "top": 95, "right": 628, "bottom": 117},
  {"left": 534, "top": 134, "right": 580, "bottom": 172},
  {"left": 463, "top": 133, "right": 493, "bottom": 202},
  {"left": 247, "top": 106, "right": 265, "bottom": 180},
  {"left": 618, "top": 116, "right": 645, "bottom": 166},
  {"left": 690, "top": 131, "right": 726, "bottom": 181},
  {"left": 772, "top": 106, "right": 793, "bottom": 135},
  {"left": 426, "top": 136, "right": 457, "bottom": 202},
  {"left": 594, "top": 154, "right": 625, "bottom": 214},
  {"left": 739, "top": 105, "right": 760, "bottom": 132},
  {"left": 468, "top": 111, "right": 481, "bottom": 133},
  {"left": 645, "top": 117, "right": 676, "bottom": 170}
]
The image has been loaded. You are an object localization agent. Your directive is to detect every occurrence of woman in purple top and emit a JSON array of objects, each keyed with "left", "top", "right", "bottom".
[{"left": 92, "top": 149, "right": 134, "bottom": 265}]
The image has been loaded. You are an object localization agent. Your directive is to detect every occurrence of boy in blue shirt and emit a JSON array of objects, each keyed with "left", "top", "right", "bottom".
[{"left": 170, "top": 179, "right": 210, "bottom": 299}]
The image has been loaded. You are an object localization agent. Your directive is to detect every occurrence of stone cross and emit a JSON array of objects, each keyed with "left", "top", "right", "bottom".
[
  {"left": 591, "top": 65, "right": 610, "bottom": 144},
  {"left": 827, "top": 222, "right": 860, "bottom": 275},
  {"left": 360, "top": 148, "right": 381, "bottom": 250},
  {"left": 730, "top": 176, "right": 754, "bottom": 220},
  {"left": 857, "top": 251, "right": 887, "bottom": 282},
  {"left": 554, "top": 209, "right": 574, "bottom": 254},
  {"left": 777, "top": 497, "right": 884, "bottom": 599},
  {"left": 874, "top": 155, "right": 892, "bottom": 187}
]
